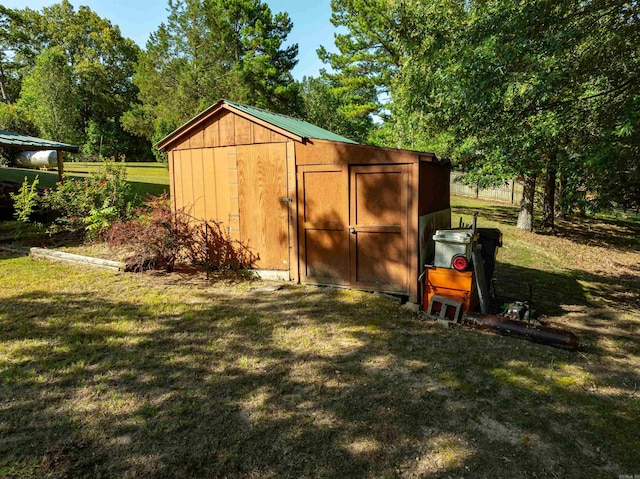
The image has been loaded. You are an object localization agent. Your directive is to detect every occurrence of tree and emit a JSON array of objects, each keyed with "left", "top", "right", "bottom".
[
  {"left": 0, "top": 103, "right": 38, "bottom": 136},
  {"left": 0, "top": 9, "right": 18, "bottom": 103},
  {"left": 323, "top": 0, "right": 640, "bottom": 229},
  {"left": 317, "top": 0, "right": 402, "bottom": 134},
  {"left": 0, "top": 6, "right": 33, "bottom": 104},
  {"left": 39, "top": 1, "right": 144, "bottom": 158},
  {"left": 1, "top": 1, "right": 149, "bottom": 159},
  {"left": 17, "top": 46, "right": 81, "bottom": 143},
  {"left": 298, "top": 75, "right": 374, "bottom": 143},
  {"left": 389, "top": 1, "right": 578, "bottom": 230},
  {"left": 422, "top": 1, "right": 640, "bottom": 227},
  {"left": 123, "top": 0, "right": 299, "bottom": 155}
]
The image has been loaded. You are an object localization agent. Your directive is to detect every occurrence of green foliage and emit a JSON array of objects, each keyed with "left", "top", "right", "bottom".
[
  {"left": 298, "top": 75, "right": 374, "bottom": 144},
  {"left": 323, "top": 0, "right": 640, "bottom": 221},
  {"left": 0, "top": 6, "right": 28, "bottom": 103},
  {"left": 123, "top": 0, "right": 300, "bottom": 149},
  {"left": 0, "top": 103, "right": 38, "bottom": 136},
  {"left": 318, "top": 0, "right": 399, "bottom": 120},
  {"left": 84, "top": 200, "right": 119, "bottom": 238},
  {"left": 17, "top": 46, "right": 81, "bottom": 144},
  {"left": 40, "top": 160, "right": 132, "bottom": 237},
  {"left": 149, "top": 120, "right": 175, "bottom": 163},
  {"left": 580, "top": 143, "right": 640, "bottom": 214},
  {"left": 10, "top": 175, "right": 39, "bottom": 223},
  {"left": 0, "top": 102, "right": 39, "bottom": 166},
  {"left": 9, "top": 176, "right": 43, "bottom": 240},
  {"left": 1, "top": 1, "right": 151, "bottom": 160}
]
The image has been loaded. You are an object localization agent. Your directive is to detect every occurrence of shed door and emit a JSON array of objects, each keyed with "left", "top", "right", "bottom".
[
  {"left": 237, "top": 144, "right": 289, "bottom": 270},
  {"left": 298, "top": 165, "right": 349, "bottom": 284},
  {"left": 349, "top": 165, "right": 409, "bottom": 292},
  {"left": 298, "top": 164, "right": 409, "bottom": 293}
]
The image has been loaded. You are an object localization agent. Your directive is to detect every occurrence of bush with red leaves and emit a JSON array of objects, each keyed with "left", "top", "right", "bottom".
[
  {"left": 107, "top": 193, "right": 256, "bottom": 272},
  {"left": 185, "top": 219, "right": 257, "bottom": 271}
]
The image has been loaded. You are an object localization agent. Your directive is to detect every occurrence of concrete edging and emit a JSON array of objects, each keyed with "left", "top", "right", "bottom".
[
  {"left": 0, "top": 246, "right": 29, "bottom": 255},
  {"left": 29, "top": 247, "right": 125, "bottom": 272}
]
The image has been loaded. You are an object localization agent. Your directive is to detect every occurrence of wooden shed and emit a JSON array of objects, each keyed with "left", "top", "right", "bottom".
[{"left": 156, "top": 100, "right": 451, "bottom": 303}]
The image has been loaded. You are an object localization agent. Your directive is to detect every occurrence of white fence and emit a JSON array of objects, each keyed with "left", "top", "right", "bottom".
[{"left": 450, "top": 172, "right": 523, "bottom": 204}]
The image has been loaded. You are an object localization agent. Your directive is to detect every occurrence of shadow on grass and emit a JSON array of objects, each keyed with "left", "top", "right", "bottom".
[
  {"left": 452, "top": 204, "right": 520, "bottom": 227},
  {"left": 453, "top": 200, "right": 640, "bottom": 254},
  {"left": 548, "top": 216, "right": 640, "bottom": 252},
  {"left": 494, "top": 262, "right": 637, "bottom": 314},
  {"left": 1, "top": 267, "right": 639, "bottom": 478}
]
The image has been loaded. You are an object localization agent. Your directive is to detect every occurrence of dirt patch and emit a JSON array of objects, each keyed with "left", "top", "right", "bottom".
[
  {"left": 38, "top": 437, "right": 103, "bottom": 479},
  {"left": 399, "top": 432, "right": 475, "bottom": 477},
  {"left": 471, "top": 415, "right": 523, "bottom": 445}
]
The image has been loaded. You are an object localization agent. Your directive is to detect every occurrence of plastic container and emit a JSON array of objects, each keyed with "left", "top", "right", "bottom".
[{"left": 432, "top": 229, "right": 476, "bottom": 269}]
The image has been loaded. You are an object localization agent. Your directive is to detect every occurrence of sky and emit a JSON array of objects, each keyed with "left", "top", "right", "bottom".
[{"left": 3, "top": 0, "right": 338, "bottom": 80}]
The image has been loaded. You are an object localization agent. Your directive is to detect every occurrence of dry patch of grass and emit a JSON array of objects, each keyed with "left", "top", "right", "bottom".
[{"left": 1, "top": 199, "right": 639, "bottom": 478}]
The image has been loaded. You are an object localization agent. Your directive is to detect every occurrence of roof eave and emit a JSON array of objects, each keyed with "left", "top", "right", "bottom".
[
  {"left": 302, "top": 138, "right": 443, "bottom": 159},
  {"left": 0, "top": 130, "right": 79, "bottom": 153},
  {"left": 0, "top": 142, "right": 79, "bottom": 153},
  {"left": 155, "top": 100, "right": 225, "bottom": 150}
]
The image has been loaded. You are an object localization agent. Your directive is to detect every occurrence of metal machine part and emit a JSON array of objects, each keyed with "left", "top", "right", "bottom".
[
  {"left": 423, "top": 295, "right": 579, "bottom": 349},
  {"left": 462, "top": 311, "right": 580, "bottom": 350},
  {"left": 504, "top": 301, "right": 530, "bottom": 322}
]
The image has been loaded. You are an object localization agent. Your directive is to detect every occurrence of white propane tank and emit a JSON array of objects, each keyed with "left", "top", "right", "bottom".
[{"left": 15, "top": 150, "right": 58, "bottom": 169}]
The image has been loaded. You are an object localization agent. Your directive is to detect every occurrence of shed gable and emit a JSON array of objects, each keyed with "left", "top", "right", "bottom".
[{"left": 168, "top": 110, "right": 291, "bottom": 151}]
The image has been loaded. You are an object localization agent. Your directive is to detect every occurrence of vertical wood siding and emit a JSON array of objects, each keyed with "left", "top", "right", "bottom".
[{"left": 169, "top": 110, "right": 290, "bottom": 150}]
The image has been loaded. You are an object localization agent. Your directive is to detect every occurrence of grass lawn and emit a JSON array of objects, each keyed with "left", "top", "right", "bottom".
[
  {"left": 0, "top": 196, "right": 639, "bottom": 478},
  {"left": 0, "top": 162, "right": 169, "bottom": 198}
]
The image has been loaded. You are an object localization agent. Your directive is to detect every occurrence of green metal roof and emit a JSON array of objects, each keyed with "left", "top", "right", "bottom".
[
  {"left": 224, "top": 100, "right": 358, "bottom": 144},
  {"left": 0, "top": 130, "right": 79, "bottom": 152}
]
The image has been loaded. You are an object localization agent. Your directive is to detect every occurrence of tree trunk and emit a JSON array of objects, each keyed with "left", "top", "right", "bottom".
[
  {"left": 541, "top": 159, "right": 557, "bottom": 229},
  {"left": 556, "top": 172, "right": 568, "bottom": 219},
  {"left": 0, "top": 61, "right": 11, "bottom": 103},
  {"left": 517, "top": 174, "right": 537, "bottom": 231}
]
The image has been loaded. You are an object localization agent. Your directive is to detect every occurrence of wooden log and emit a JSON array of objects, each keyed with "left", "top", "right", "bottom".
[{"left": 29, "top": 247, "right": 125, "bottom": 271}]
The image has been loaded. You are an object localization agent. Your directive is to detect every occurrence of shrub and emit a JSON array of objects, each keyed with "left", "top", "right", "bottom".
[
  {"left": 10, "top": 176, "right": 39, "bottom": 224},
  {"left": 185, "top": 219, "right": 257, "bottom": 271},
  {"left": 40, "top": 160, "right": 131, "bottom": 237},
  {"left": 108, "top": 194, "right": 195, "bottom": 272},
  {"left": 107, "top": 193, "right": 256, "bottom": 273},
  {"left": 10, "top": 176, "right": 44, "bottom": 240},
  {"left": 84, "top": 200, "right": 120, "bottom": 238}
]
